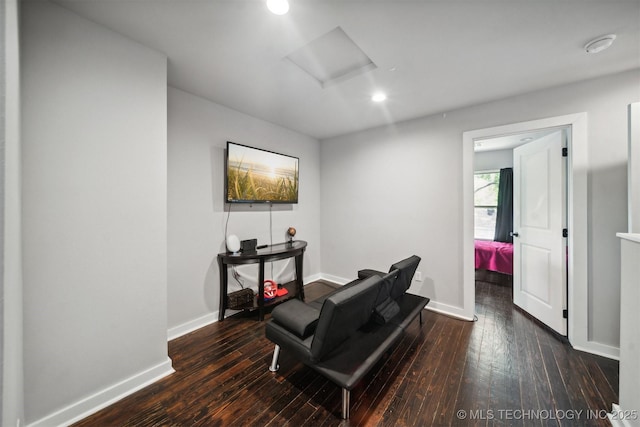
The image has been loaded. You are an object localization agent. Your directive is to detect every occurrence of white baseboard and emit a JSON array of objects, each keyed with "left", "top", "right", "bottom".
[
  {"left": 168, "top": 277, "right": 326, "bottom": 341},
  {"left": 318, "top": 274, "right": 474, "bottom": 322},
  {"left": 572, "top": 341, "right": 620, "bottom": 361},
  {"left": 607, "top": 404, "right": 638, "bottom": 427},
  {"left": 304, "top": 272, "right": 324, "bottom": 283},
  {"left": 321, "top": 274, "right": 474, "bottom": 322},
  {"left": 27, "top": 358, "right": 174, "bottom": 427},
  {"left": 425, "top": 300, "right": 474, "bottom": 321},
  {"left": 167, "top": 311, "right": 219, "bottom": 341},
  {"left": 318, "top": 273, "right": 350, "bottom": 285}
]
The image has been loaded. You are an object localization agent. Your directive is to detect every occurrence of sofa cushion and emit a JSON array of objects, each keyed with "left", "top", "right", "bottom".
[
  {"left": 390, "top": 293, "right": 430, "bottom": 329},
  {"left": 372, "top": 297, "right": 400, "bottom": 324},
  {"left": 310, "top": 275, "right": 381, "bottom": 362},
  {"left": 389, "top": 255, "right": 421, "bottom": 300},
  {"left": 369, "top": 270, "right": 399, "bottom": 324},
  {"left": 271, "top": 299, "right": 320, "bottom": 339},
  {"left": 374, "top": 270, "right": 398, "bottom": 306},
  {"left": 357, "top": 268, "right": 385, "bottom": 280},
  {"left": 307, "top": 278, "right": 365, "bottom": 311}
]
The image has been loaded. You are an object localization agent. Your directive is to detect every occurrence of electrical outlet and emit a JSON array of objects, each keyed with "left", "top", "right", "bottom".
[{"left": 415, "top": 271, "right": 422, "bottom": 282}]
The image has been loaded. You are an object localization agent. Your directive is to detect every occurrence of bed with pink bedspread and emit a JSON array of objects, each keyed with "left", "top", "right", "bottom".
[{"left": 474, "top": 240, "right": 513, "bottom": 275}]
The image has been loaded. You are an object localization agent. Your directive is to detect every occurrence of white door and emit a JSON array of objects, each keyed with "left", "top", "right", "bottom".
[{"left": 513, "top": 130, "right": 567, "bottom": 335}]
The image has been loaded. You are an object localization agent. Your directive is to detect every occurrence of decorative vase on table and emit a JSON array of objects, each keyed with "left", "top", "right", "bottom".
[{"left": 226, "top": 234, "right": 240, "bottom": 253}]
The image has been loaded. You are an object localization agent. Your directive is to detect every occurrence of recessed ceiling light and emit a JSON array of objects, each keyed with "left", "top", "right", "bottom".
[
  {"left": 267, "top": 0, "right": 289, "bottom": 15},
  {"left": 584, "top": 34, "right": 616, "bottom": 54},
  {"left": 520, "top": 137, "right": 534, "bottom": 142},
  {"left": 372, "top": 92, "right": 387, "bottom": 102}
]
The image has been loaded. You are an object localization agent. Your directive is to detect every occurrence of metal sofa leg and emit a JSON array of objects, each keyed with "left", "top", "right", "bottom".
[
  {"left": 342, "top": 388, "right": 350, "bottom": 419},
  {"left": 269, "top": 344, "right": 280, "bottom": 372},
  {"left": 420, "top": 310, "right": 423, "bottom": 325}
]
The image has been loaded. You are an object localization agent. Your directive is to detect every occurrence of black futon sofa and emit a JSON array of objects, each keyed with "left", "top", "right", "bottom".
[{"left": 265, "top": 255, "right": 429, "bottom": 419}]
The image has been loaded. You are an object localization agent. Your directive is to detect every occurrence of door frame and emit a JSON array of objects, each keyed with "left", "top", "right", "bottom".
[{"left": 462, "top": 113, "right": 600, "bottom": 356}]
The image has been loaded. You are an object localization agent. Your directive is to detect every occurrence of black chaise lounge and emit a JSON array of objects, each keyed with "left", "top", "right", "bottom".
[{"left": 265, "top": 255, "right": 429, "bottom": 419}]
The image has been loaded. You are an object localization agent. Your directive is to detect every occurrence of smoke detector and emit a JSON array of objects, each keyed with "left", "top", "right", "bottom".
[{"left": 584, "top": 34, "right": 617, "bottom": 54}]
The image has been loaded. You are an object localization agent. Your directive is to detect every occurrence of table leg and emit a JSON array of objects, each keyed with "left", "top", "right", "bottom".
[
  {"left": 218, "top": 257, "right": 227, "bottom": 321},
  {"left": 295, "top": 252, "right": 305, "bottom": 301},
  {"left": 258, "top": 260, "right": 265, "bottom": 321}
]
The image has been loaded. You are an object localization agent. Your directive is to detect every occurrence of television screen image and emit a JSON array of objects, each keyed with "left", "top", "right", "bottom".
[{"left": 226, "top": 142, "right": 299, "bottom": 204}]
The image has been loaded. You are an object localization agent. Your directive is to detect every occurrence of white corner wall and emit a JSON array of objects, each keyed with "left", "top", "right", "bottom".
[
  {"left": 21, "top": 2, "right": 172, "bottom": 425},
  {"left": 167, "top": 87, "right": 321, "bottom": 338},
  {"left": 321, "top": 69, "right": 640, "bottom": 353},
  {"left": 3, "top": 0, "right": 24, "bottom": 425}
]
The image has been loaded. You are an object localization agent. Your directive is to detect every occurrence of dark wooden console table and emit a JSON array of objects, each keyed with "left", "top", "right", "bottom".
[{"left": 217, "top": 240, "right": 307, "bottom": 321}]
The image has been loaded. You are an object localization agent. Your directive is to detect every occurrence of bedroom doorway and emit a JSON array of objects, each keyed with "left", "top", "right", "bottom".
[
  {"left": 512, "top": 130, "right": 568, "bottom": 335},
  {"left": 463, "top": 113, "right": 589, "bottom": 350},
  {"left": 473, "top": 127, "right": 569, "bottom": 336}
]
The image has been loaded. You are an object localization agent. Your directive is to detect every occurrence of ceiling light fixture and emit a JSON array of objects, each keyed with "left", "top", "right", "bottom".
[
  {"left": 267, "top": 0, "right": 289, "bottom": 15},
  {"left": 584, "top": 34, "right": 617, "bottom": 54},
  {"left": 372, "top": 92, "right": 387, "bottom": 103}
]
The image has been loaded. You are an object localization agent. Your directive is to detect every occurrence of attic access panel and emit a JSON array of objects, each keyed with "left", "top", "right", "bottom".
[{"left": 286, "top": 26, "right": 377, "bottom": 87}]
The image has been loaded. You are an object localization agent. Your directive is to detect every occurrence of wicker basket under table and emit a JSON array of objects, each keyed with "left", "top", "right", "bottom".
[{"left": 227, "top": 288, "right": 255, "bottom": 309}]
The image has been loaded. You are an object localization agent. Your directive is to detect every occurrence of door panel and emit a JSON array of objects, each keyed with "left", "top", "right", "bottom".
[
  {"left": 522, "top": 149, "right": 550, "bottom": 229},
  {"left": 513, "top": 130, "right": 567, "bottom": 335},
  {"left": 520, "top": 244, "right": 551, "bottom": 304}
]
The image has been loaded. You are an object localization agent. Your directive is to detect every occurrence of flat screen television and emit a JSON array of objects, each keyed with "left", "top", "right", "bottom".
[{"left": 225, "top": 141, "right": 299, "bottom": 204}]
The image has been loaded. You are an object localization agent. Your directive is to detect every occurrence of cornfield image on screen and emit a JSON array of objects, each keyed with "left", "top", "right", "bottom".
[{"left": 227, "top": 144, "right": 299, "bottom": 203}]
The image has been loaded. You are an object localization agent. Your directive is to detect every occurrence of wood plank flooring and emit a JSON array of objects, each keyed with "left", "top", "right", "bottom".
[{"left": 74, "top": 279, "right": 618, "bottom": 426}]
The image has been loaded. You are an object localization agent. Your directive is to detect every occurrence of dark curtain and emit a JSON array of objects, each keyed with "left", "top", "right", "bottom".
[{"left": 494, "top": 168, "right": 513, "bottom": 243}]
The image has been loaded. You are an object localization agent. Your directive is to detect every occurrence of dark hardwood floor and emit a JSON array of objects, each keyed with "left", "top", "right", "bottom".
[{"left": 74, "top": 279, "right": 618, "bottom": 426}]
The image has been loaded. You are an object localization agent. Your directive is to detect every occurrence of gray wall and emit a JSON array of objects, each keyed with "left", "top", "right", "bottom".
[
  {"left": 474, "top": 149, "right": 513, "bottom": 171},
  {"left": 13, "top": 0, "right": 640, "bottom": 422},
  {"left": 21, "top": 2, "right": 171, "bottom": 424},
  {"left": 321, "top": 69, "right": 640, "bottom": 352},
  {"left": 167, "top": 87, "right": 322, "bottom": 336}
]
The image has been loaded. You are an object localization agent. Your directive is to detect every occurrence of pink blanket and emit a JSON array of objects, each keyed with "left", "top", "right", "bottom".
[{"left": 475, "top": 240, "right": 513, "bottom": 275}]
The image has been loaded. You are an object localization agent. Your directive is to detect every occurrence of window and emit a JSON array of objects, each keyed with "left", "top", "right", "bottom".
[{"left": 474, "top": 171, "right": 500, "bottom": 240}]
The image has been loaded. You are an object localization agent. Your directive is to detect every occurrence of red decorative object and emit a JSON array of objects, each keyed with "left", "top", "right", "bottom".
[{"left": 264, "top": 280, "right": 278, "bottom": 300}]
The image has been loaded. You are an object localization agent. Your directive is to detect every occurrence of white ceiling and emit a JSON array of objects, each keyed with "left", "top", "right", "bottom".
[{"left": 53, "top": 0, "right": 640, "bottom": 140}]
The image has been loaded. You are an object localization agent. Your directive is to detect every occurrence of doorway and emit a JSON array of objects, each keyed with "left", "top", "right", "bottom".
[
  {"left": 474, "top": 128, "right": 569, "bottom": 335},
  {"left": 462, "top": 113, "right": 589, "bottom": 351}
]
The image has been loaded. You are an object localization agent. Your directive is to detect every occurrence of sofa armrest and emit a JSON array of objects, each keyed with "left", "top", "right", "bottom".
[
  {"left": 357, "top": 269, "right": 386, "bottom": 280},
  {"left": 271, "top": 299, "right": 320, "bottom": 339},
  {"left": 265, "top": 320, "right": 314, "bottom": 364}
]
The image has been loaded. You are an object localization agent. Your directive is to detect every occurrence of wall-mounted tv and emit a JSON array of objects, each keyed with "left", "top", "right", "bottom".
[{"left": 225, "top": 141, "right": 299, "bottom": 204}]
